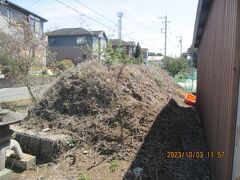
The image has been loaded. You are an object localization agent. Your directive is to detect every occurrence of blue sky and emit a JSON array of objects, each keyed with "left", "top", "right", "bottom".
[{"left": 11, "top": 0, "right": 198, "bottom": 56}]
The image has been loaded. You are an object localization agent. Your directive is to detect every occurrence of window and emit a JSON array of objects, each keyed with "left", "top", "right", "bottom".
[
  {"left": 49, "top": 38, "right": 56, "bottom": 46},
  {"left": 7, "top": 8, "right": 12, "bottom": 22},
  {"left": 93, "top": 37, "right": 98, "bottom": 43},
  {"left": 76, "top": 36, "right": 86, "bottom": 45},
  {"left": 82, "top": 54, "right": 87, "bottom": 60},
  {"left": 28, "top": 15, "right": 35, "bottom": 31},
  {"left": 34, "top": 18, "right": 42, "bottom": 34}
]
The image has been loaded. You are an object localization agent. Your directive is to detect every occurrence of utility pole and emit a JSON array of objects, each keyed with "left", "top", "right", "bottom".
[
  {"left": 117, "top": 12, "right": 123, "bottom": 40},
  {"left": 177, "top": 36, "right": 183, "bottom": 56},
  {"left": 161, "top": 13, "right": 170, "bottom": 57}
]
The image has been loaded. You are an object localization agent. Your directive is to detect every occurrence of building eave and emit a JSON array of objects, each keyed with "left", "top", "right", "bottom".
[
  {"left": 192, "top": 0, "right": 213, "bottom": 48},
  {"left": 4, "top": 0, "right": 48, "bottom": 22}
]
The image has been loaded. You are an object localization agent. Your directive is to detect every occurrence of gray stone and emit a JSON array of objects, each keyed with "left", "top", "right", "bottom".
[
  {"left": 0, "top": 169, "right": 12, "bottom": 180},
  {"left": 6, "top": 153, "right": 36, "bottom": 170},
  {"left": 28, "top": 135, "right": 41, "bottom": 157},
  {"left": 14, "top": 132, "right": 63, "bottom": 163}
]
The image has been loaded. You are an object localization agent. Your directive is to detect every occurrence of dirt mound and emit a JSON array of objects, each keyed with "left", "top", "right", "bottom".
[{"left": 26, "top": 62, "right": 183, "bottom": 157}]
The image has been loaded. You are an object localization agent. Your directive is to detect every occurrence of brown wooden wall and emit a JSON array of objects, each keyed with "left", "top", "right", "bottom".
[{"left": 197, "top": 0, "right": 240, "bottom": 179}]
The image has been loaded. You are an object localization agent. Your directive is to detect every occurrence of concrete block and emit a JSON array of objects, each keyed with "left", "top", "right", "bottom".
[
  {"left": 0, "top": 169, "right": 12, "bottom": 180},
  {"left": 15, "top": 133, "right": 30, "bottom": 153},
  {"left": 6, "top": 153, "right": 36, "bottom": 170},
  {"left": 13, "top": 131, "right": 67, "bottom": 163},
  {"left": 0, "top": 75, "right": 5, "bottom": 79},
  {"left": 40, "top": 138, "right": 56, "bottom": 162},
  {"left": 28, "top": 135, "right": 41, "bottom": 157}
]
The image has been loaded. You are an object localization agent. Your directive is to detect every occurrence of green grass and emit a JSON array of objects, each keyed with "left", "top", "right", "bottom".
[
  {"left": 154, "top": 76, "right": 164, "bottom": 90},
  {"left": 78, "top": 172, "right": 91, "bottom": 180},
  {"left": 66, "top": 138, "right": 76, "bottom": 148},
  {"left": 0, "top": 99, "right": 31, "bottom": 112},
  {"left": 109, "top": 159, "right": 119, "bottom": 173}
]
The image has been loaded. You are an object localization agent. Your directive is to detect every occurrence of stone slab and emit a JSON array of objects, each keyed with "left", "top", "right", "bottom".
[
  {"left": 0, "top": 169, "right": 12, "bottom": 180},
  {"left": 6, "top": 153, "right": 36, "bottom": 170}
]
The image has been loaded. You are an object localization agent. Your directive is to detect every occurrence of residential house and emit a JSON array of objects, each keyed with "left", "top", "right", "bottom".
[
  {"left": 0, "top": 0, "right": 47, "bottom": 35},
  {"left": 192, "top": 0, "right": 240, "bottom": 179},
  {"left": 48, "top": 28, "right": 108, "bottom": 64},
  {"left": 109, "top": 39, "right": 136, "bottom": 58},
  {"left": 0, "top": 0, "right": 47, "bottom": 66},
  {"left": 147, "top": 54, "right": 163, "bottom": 65}
]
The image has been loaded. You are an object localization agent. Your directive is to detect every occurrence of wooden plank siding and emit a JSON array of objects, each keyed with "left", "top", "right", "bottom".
[{"left": 196, "top": 0, "right": 240, "bottom": 179}]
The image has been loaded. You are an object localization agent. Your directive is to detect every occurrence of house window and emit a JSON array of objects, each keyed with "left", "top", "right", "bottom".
[
  {"left": 82, "top": 54, "right": 87, "bottom": 60},
  {"left": 49, "top": 38, "right": 56, "bottom": 46},
  {"left": 76, "top": 37, "right": 86, "bottom": 45},
  {"left": 7, "top": 8, "right": 12, "bottom": 22},
  {"left": 28, "top": 15, "right": 35, "bottom": 31},
  {"left": 93, "top": 37, "right": 98, "bottom": 43},
  {"left": 34, "top": 18, "right": 42, "bottom": 34}
]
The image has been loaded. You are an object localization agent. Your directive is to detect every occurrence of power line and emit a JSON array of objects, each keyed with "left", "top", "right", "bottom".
[
  {"left": 74, "top": 0, "right": 164, "bottom": 41},
  {"left": 74, "top": 0, "right": 134, "bottom": 36},
  {"left": 73, "top": 0, "right": 136, "bottom": 36},
  {"left": 54, "top": 0, "right": 152, "bottom": 47},
  {"left": 47, "top": 14, "right": 158, "bottom": 46},
  {"left": 55, "top": 0, "right": 112, "bottom": 29},
  {"left": 74, "top": 0, "right": 116, "bottom": 25},
  {"left": 73, "top": 0, "right": 164, "bottom": 46},
  {"left": 26, "top": 0, "right": 41, "bottom": 9}
]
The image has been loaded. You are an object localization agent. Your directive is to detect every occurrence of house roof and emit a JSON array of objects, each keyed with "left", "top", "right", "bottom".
[
  {"left": 2, "top": 0, "right": 47, "bottom": 22},
  {"left": 48, "top": 28, "right": 91, "bottom": 36},
  {"left": 192, "top": 0, "right": 213, "bottom": 48},
  {"left": 92, "top": 30, "right": 108, "bottom": 40},
  {"left": 48, "top": 28, "right": 107, "bottom": 39},
  {"left": 109, "top": 39, "right": 124, "bottom": 46},
  {"left": 126, "top": 41, "right": 135, "bottom": 46},
  {"left": 141, "top": 48, "right": 148, "bottom": 52},
  {"left": 92, "top": 30, "right": 104, "bottom": 36},
  {"left": 109, "top": 39, "right": 135, "bottom": 47}
]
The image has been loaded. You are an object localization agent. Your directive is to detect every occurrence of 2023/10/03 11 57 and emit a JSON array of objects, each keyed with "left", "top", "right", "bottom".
[{"left": 166, "top": 151, "right": 225, "bottom": 159}]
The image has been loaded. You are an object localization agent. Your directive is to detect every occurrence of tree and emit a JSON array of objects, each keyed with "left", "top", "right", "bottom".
[
  {"left": 148, "top": 52, "right": 163, "bottom": 56},
  {"left": 156, "top": 53, "right": 163, "bottom": 56},
  {"left": 0, "top": 20, "right": 47, "bottom": 104},
  {"left": 102, "top": 43, "right": 118, "bottom": 70},
  {"left": 134, "top": 42, "right": 141, "bottom": 59},
  {"left": 161, "top": 56, "right": 189, "bottom": 77},
  {"left": 187, "top": 48, "right": 198, "bottom": 68}
]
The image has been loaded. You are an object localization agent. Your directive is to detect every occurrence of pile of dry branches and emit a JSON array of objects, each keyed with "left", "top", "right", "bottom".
[
  {"left": 26, "top": 62, "right": 181, "bottom": 157},
  {"left": 22, "top": 62, "right": 211, "bottom": 179}
]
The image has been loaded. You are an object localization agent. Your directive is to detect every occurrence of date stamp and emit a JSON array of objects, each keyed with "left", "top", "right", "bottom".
[{"left": 166, "top": 151, "right": 224, "bottom": 159}]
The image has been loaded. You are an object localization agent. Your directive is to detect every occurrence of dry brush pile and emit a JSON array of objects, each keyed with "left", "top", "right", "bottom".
[
  {"left": 26, "top": 62, "right": 182, "bottom": 158},
  {"left": 21, "top": 61, "right": 211, "bottom": 179}
]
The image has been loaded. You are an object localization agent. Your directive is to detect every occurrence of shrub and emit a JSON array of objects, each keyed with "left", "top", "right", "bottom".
[
  {"left": 78, "top": 172, "right": 91, "bottom": 180},
  {"left": 109, "top": 159, "right": 119, "bottom": 172},
  {"left": 57, "top": 59, "right": 74, "bottom": 71},
  {"left": 161, "top": 56, "right": 189, "bottom": 77},
  {"left": 102, "top": 45, "right": 117, "bottom": 69}
]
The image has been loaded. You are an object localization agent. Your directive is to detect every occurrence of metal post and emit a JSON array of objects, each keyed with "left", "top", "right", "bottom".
[{"left": 0, "top": 148, "right": 6, "bottom": 171}]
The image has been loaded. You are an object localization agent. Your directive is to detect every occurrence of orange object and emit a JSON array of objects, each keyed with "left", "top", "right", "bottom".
[{"left": 184, "top": 93, "right": 196, "bottom": 106}]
